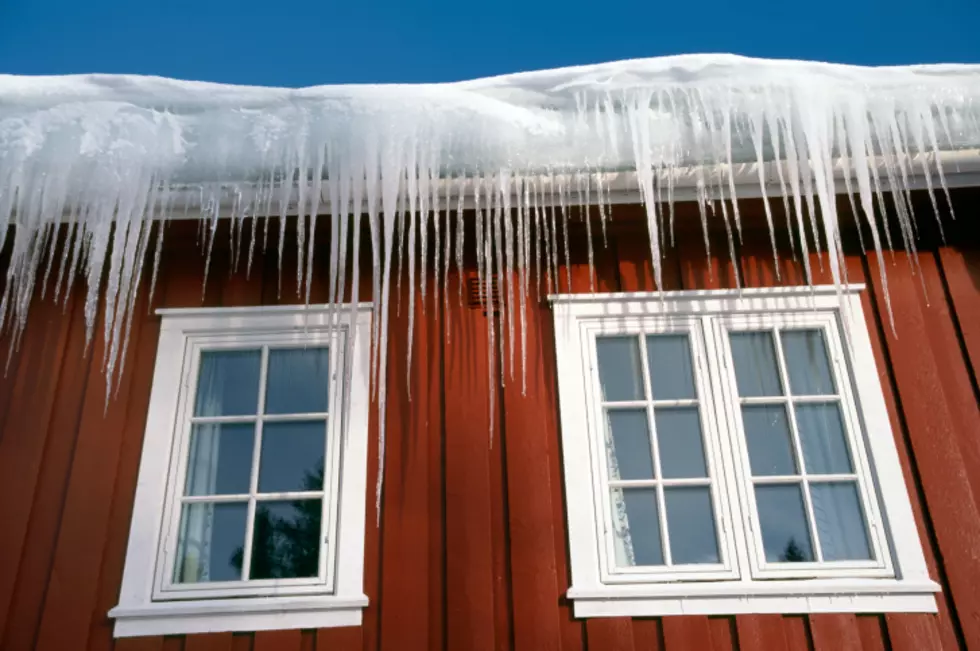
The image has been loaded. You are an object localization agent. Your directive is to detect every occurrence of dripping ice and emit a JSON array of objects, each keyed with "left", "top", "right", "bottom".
[{"left": 2, "top": 53, "right": 980, "bottom": 507}]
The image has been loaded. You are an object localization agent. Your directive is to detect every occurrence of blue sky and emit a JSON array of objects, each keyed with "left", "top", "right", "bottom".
[{"left": 2, "top": 0, "right": 978, "bottom": 87}]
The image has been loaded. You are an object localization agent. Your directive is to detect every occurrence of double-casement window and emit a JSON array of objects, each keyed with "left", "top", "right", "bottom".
[
  {"left": 111, "top": 305, "right": 372, "bottom": 637},
  {"left": 553, "top": 286, "right": 937, "bottom": 617}
]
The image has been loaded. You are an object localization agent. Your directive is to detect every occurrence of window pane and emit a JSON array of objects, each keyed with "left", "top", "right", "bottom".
[
  {"left": 250, "top": 500, "right": 322, "bottom": 579},
  {"left": 796, "top": 403, "right": 853, "bottom": 474},
  {"left": 742, "top": 405, "right": 797, "bottom": 476},
  {"left": 811, "top": 482, "right": 873, "bottom": 561},
  {"left": 729, "top": 332, "right": 783, "bottom": 397},
  {"left": 266, "top": 348, "right": 331, "bottom": 415},
  {"left": 646, "top": 334, "right": 696, "bottom": 400},
  {"left": 194, "top": 350, "right": 261, "bottom": 417},
  {"left": 782, "top": 330, "right": 836, "bottom": 396},
  {"left": 664, "top": 487, "right": 720, "bottom": 564},
  {"left": 655, "top": 407, "right": 707, "bottom": 479},
  {"left": 755, "top": 484, "right": 814, "bottom": 563},
  {"left": 606, "top": 410, "right": 655, "bottom": 480},
  {"left": 185, "top": 423, "right": 255, "bottom": 496},
  {"left": 612, "top": 488, "right": 663, "bottom": 566},
  {"left": 596, "top": 337, "right": 644, "bottom": 402},
  {"left": 258, "top": 421, "right": 327, "bottom": 493},
  {"left": 174, "top": 502, "right": 248, "bottom": 583}
]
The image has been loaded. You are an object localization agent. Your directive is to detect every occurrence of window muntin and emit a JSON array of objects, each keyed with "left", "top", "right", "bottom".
[
  {"left": 157, "top": 332, "right": 348, "bottom": 600},
  {"left": 583, "top": 310, "right": 893, "bottom": 585},
  {"left": 713, "top": 313, "right": 891, "bottom": 579},
  {"left": 587, "top": 319, "right": 739, "bottom": 583}
]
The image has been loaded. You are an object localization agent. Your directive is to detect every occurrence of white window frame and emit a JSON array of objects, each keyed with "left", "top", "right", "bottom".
[
  {"left": 110, "top": 304, "right": 372, "bottom": 637},
  {"left": 552, "top": 285, "right": 939, "bottom": 618}
]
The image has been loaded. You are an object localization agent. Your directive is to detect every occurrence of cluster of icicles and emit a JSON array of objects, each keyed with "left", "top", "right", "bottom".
[{"left": 2, "top": 55, "right": 980, "bottom": 506}]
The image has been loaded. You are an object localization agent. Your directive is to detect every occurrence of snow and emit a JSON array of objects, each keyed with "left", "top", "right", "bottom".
[{"left": 2, "top": 53, "right": 980, "bottom": 507}]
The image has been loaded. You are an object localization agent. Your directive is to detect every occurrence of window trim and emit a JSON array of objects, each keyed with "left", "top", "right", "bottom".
[
  {"left": 110, "top": 304, "right": 372, "bottom": 637},
  {"left": 551, "top": 285, "right": 938, "bottom": 617},
  {"left": 710, "top": 311, "right": 892, "bottom": 580}
]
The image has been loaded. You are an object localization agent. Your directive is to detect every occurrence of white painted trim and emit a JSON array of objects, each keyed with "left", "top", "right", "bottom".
[
  {"left": 122, "top": 148, "right": 980, "bottom": 221},
  {"left": 549, "top": 284, "right": 866, "bottom": 304},
  {"left": 571, "top": 592, "right": 937, "bottom": 618},
  {"left": 552, "top": 286, "right": 937, "bottom": 618},
  {"left": 112, "top": 304, "right": 372, "bottom": 637},
  {"left": 111, "top": 596, "right": 366, "bottom": 637}
]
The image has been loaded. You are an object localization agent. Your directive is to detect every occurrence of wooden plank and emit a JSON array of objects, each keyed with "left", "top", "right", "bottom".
[
  {"left": 865, "top": 252, "right": 980, "bottom": 647},
  {"left": 299, "top": 630, "right": 315, "bottom": 651},
  {"left": 708, "top": 617, "right": 737, "bottom": 651},
  {"left": 163, "top": 636, "right": 186, "bottom": 651},
  {"left": 937, "top": 246, "right": 980, "bottom": 381},
  {"left": 846, "top": 255, "right": 961, "bottom": 651},
  {"left": 253, "top": 629, "right": 302, "bottom": 651},
  {"left": 231, "top": 633, "right": 253, "bottom": 651},
  {"left": 735, "top": 615, "right": 788, "bottom": 651},
  {"left": 501, "top": 291, "right": 562, "bottom": 651},
  {"left": 315, "top": 627, "right": 362, "bottom": 651},
  {"left": 586, "top": 619, "right": 634, "bottom": 651},
  {"left": 855, "top": 615, "right": 888, "bottom": 651},
  {"left": 442, "top": 264, "right": 498, "bottom": 651},
  {"left": 0, "top": 292, "right": 90, "bottom": 651},
  {"left": 885, "top": 614, "right": 942, "bottom": 651},
  {"left": 31, "top": 281, "right": 151, "bottom": 651},
  {"left": 662, "top": 616, "right": 712, "bottom": 650},
  {"left": 780, "top": 616, "right": 812, "bottom": 651},
  {"left": 915, "top": 253, "right": 980, "bottom": 507},
  {"left": 185, "top": 633, "right": 235, "bottom": 651},
  {"left": 631, "top": 619, "right": 664, "bottom": 651},
  {"left": 810, "top": 615, "right": 862, "bottom": 651},
  {"left": 0, "top": 294, "right": 75, "bottom": 636},
  {"left": 86, "top": 301, "right": 163, "bottom": 651},
  {"left": 540, "top": 280, "right": 586, "bottom": 651},
  {"left": 378, "top": 276, "right": 443, "bottom": 651},
  {"left": 116, "top": 637, "right": 165, "bottom": 651}
]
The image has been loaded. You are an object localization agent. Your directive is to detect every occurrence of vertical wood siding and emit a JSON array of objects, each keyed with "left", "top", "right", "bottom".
[{"left": 0, "top": 189, "right": 978, "bottom": 651}]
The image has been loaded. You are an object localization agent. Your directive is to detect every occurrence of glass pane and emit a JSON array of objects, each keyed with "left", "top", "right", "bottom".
[
  {"left": 646, "top": 334, "right": 696, "bottom": 400},
  {"left": 811, "top": 482, "right": 873, "bottom": 561},
  {"left": 595, "top": 336, "right": 644, "bottom": 402},
  {"left": 655, "top": 407, "right": 707, "bottom": 479},
  {"left": 742, "top": 405, "right": 797, "bottom": 476},
  {"left": 185, "top": 423, "right": 255, "bottom": 496},
  {"left": 755, "top": 484, "right": 814, "bottom": 563},
  {"left": 782, "top": 330, "right": 836, "bottom": 396},
  {"left": 796, "top": 403, "right": 853, "bottom": 474},
  {"left": 174, "top": 502, "right": 248, "bottom": 583},
  {"left": 250, "top": 499, "right": 322, "bottom": 579},
  {"left": 664, "top": 487, "right": 720, "bottom": 564},
  {"left": 266, "top": 348, "right": 331, "bottom": 415},
  {"left": 606, "top": 410, "right": 655, "bottom": 480},
  {"left": 729, "top": 332, "right": 783, "bottom": 397},
  {"left": 612, "top": 488, "right": 663, "bottom": 566},
  {"left": 258, "top": 421, "right": 327, "bottom": 493},
  {"left": 194, "top": 350, "right": 261, "bottom": 417}
]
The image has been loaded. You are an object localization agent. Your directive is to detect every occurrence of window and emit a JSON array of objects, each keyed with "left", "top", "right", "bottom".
[
  {"left": 553, "top": 286, "right": 938, "bottom": 617},
  {"left": 111, "top": 305, "right": 372, "bottom": 637}
]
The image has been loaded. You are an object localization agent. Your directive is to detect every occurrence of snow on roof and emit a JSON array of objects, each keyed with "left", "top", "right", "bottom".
[{"left": 2, "top": 54, "right": 980, "bottom": 492}]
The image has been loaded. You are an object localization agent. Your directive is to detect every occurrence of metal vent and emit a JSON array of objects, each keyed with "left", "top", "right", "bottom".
[{"left": 466, "top": 274, "right": 501, "bottom": 312}]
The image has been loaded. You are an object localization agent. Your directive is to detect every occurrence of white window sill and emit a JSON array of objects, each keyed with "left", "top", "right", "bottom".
[
  {"left": 109, "top": 594, "right": 369, "bottom": 637},
  {"left": 568, "top": 580, "right": 940, "bottom": 617}
]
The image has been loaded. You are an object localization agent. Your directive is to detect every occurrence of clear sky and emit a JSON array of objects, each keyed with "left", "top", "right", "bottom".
[{"left": 2, "top": 0, "right": 978, "bottom": 88}]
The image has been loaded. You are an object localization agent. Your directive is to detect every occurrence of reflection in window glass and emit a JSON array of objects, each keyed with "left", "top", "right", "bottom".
[{"left": 250, "top": 500, "right": 323, "bottom": 580}]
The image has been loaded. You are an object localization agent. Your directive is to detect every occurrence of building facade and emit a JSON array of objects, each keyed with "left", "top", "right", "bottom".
[{"left": 0, "top": 187, "right": 978, "bottom": 651}]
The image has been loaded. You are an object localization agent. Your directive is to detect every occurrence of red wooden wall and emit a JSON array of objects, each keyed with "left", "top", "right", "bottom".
[{"left": 0, "top": 188, "right": 978, "bottom": 651}]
